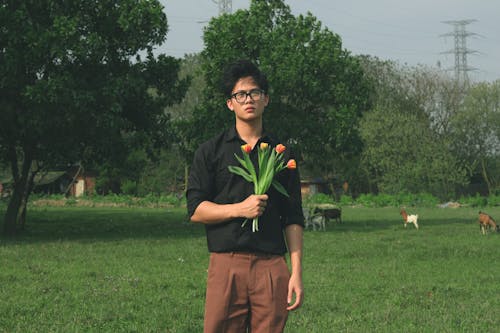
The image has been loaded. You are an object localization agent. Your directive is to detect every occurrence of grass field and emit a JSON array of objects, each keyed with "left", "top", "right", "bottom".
[{"left": 1, "top": 205, "right": 499, "bottom": 332}]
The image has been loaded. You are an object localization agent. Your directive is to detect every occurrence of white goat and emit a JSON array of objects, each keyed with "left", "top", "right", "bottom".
[
  {"left": 400, "top": 209, "right": 419, "bottom": 229},
  {"left": 303, "top": 207, "right": 326, "bottom": 231}
]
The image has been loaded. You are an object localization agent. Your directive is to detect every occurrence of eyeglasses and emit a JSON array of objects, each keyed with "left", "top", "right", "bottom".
[{"left": 230, "top": 89, "right": 265, "bottom": 103}]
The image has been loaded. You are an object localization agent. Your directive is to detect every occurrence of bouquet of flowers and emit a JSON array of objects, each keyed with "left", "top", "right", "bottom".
[{"left": 228, "top": 142, "right": 296, "bottom": 232}]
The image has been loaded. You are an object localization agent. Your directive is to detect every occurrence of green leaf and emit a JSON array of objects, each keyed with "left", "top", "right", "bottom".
[
  {"left": 228, "top": 166, "right": 253, "bottom": 182},
  {"left": 272, "top": 179, "right": 290, "bottom": 197},
  {"left": 242, "top": 151, "right": 258, "bottom": 191},
  {"left": 258, "top": 146, "right": 270, "bottom": 178},
  {"left": 233, "top": 153, "right": 249, "bottom": 170}
]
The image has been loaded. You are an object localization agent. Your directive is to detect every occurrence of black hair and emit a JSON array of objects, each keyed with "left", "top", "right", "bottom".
[{"left": 221, "top": 59, "right": 269, "bottom": 97}]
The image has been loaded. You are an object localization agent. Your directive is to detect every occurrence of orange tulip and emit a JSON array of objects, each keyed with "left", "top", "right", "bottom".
[
  {"left": 241, "top": 144, "right": 252, "bottom": 154},
  {"left": 275, "top": 144, "right": 286, "bottom": 154},
  {"left": 287, "top": 159, "right": 296, "bottom": 169},
  {"left": 229, "top": 141, "right": 292, "bottom": 232}
]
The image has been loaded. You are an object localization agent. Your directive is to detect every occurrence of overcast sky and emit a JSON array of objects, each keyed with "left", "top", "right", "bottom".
[{"left": 158, "top": 0, "right": 500, "bottom": 82}]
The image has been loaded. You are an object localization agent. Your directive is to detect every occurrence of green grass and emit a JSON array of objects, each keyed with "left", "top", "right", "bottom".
[{"left": 1, "top": 206, "right": 499, "bottom": 332}]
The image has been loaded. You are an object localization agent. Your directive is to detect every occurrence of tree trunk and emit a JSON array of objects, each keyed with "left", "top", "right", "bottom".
[
  {"left": 480, "top": 158, "right": 492, "bottom": 196},
  {"left": 2, "top": 151, "right": 34, "bottom": 236},
  {"left": 3, "top": 182, "right": 25, "bottom": 236},
  {"left": 184, "top": 164, "right": 189, "bottom": 194},
  {"left": 18, "top": 170, "right": 36, "bottom": 230}
]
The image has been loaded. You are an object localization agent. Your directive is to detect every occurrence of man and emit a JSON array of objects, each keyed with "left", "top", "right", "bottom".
[{"left": 187, "top": 59, "right": 304, "bottom": 333}]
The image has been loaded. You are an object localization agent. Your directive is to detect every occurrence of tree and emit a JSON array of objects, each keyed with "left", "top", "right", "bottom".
[
  {"left": 449, "top": 81, "right": 500, "bottom": 195},
  {"left": 360, "top": 105, "right": 467, "bottom": 197},
  {"left": 0, "top": 0, "right": 189, "bottom": 235},
  {"left": 182, "top": 0, "right": 370, "bottom": 183},
  {"left": 358, "top": 56, "right": 468, "bottom": 198}
]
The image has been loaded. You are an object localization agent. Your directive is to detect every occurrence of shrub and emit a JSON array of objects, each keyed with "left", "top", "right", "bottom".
[
  {"left": 413, "top": 193, "right": 440, "bottom": 207},
  {"left": 339, "top": 195, "right": 353, "bottom": 206},
  {"left": 395, "top": 193, "right": 418, "bottom": 206},
  {"left": 486, "top": 194, "right": 500, "bottom": 206},
  {"left": 372, "top": 193, "right": 397, "bottom": 207},
  {"left": 121, "top": 180, "right": 138, "bottom": 196},
  {"left": 355, "top": 193, "right": 376, "bottom": 207},
  {"left": 305, "top": 193, "right": 335, "bottom": 205},
  {"left": 460, "top": 194, "right": 488, "bottom": 207},
  {"left": 65, "top": 198, "right": 77, "bottom": 206}
]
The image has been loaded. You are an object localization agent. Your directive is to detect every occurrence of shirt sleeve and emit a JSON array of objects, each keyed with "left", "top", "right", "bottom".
[
  {"left": 282, "top": 149, "right": 305, "bottom": 228},
  {"left": 186, "top": 143, "right": 214, "bottom": 218}
]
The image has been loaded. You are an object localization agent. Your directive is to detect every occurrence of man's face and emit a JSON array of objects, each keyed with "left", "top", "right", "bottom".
[{"left": 226, "top": 76, "right": 269, "bottom": 122}]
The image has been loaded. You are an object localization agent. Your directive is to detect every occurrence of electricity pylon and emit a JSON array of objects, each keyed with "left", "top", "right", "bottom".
[
  {"left": 441, "top": 19, "right": 478, "bottom": 86},
  {"left": 212, "top": 0, "right": 232, "bottom": 15}
]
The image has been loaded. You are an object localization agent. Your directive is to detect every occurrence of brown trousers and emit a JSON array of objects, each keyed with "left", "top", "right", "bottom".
[{"left": 204, "top": 252, "right": 290, "bottom": 333}]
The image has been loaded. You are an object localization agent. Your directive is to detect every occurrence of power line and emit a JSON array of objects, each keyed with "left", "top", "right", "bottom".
[{"left": 440, "top": 19, "right": 478, "bottom": 85}]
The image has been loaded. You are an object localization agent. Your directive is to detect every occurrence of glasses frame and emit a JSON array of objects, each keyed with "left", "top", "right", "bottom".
[{"left": 230, "top": 89, "right": 266, "bottom": 103}]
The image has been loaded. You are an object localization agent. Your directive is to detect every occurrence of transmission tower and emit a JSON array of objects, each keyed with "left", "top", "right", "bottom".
[
  {"left": 440, "top": 19, "right": 478, "bottom": 85},
  {"left": 212, "top": 0, "right": 232, "bottom": 15}
]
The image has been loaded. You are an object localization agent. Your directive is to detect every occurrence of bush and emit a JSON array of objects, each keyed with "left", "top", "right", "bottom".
[
  {"left": 355, "top": 193, "right": 377, "bottom": 207},
  {"left": 65, "top": 198, "right": 77, "bottom": 206},
  {"left": 395, "top": 193, "right": 418, "bottom": 206},
  {"left": 486, "top": 194, "right": 500, "bottom": 206},
  {"left": 339, "top": 195, "right": 353, "bottom": 206},
  {"left": 459, "top": 194, "right": 488, "bottom": 207},
  {"left": 121, "top": 180, "right": 137, "bottom": 196},
  {"left": 305, "top": 193, "right": 335, "bottom": 205},
  {"left": 18, "top": 192, "right": 496, "bottom": 209},
  {"left": 412, "top": 193, "right": 440, "bottom": 207},
  {"left": 372, "top": 193, "right": 398, "bottom": 207}
]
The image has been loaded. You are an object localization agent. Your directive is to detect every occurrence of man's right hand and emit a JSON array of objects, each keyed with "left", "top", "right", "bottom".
[{"left": 239, "top": 194, "right": 268, "bottom": 219}]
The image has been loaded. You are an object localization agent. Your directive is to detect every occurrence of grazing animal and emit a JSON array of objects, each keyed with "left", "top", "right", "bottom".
[
  {"left": 303, "top": 207, "right": 326, "bottom": 231},
  {"left": 308, "top": 214, "right": 326, "bottom": 231},
  {"left": 477, "top": 211, "right": 498, "bottom": 235},
  {"left": 314, "top": 206, "right": 342, "bottom": 224},
  {"left": 400, "top": 209, "right": 419, "bottom": 229}
]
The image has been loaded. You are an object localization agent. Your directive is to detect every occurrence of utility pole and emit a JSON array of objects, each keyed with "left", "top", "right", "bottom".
[
  {"left": 212, "top": 0, "right": 232, "bottom": 15},
  {"left": 440, "top": 19, "right": 477, "bottom": 86}
]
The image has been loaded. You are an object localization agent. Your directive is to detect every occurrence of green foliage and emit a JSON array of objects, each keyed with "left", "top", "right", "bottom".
[
  {"left": 0, "top": 0, "right": 189, "bottom": 233},
  {"left": 360, "top": 106, "right": 467, "bottom": 197},
  {"left": 304, "top": 193, "right": 336, "bottom": 205},
  {"left": 459, "top": 194, "right": 488, "bottom": 207},
  {"left": 355, "top": 193, "right": 378, "bottom": 207},
  {"left": 487, "top": 194, "right": 500, "bottom": 206},
  {"left": 30, "top": 193, "right": 66, "bottom": 201},
  {"left": 358, "top": 58, "right": 468, "bottom": 198},
  {"left": 409, "top": 193, "right": 441, "bottom": 207},
  {"left": 449, "top": 81, "right": 500, "bottom": 195},
  {"left": 357, "top": 57, "right": 499, "bottom": 199},
  {"left": 120, "top": 179, "right": 138, "bottom": 195},
  {"left": 27, "top": 193, "right": 185, "bottom": 208},
  {"left": 64, "top": 197, "right": 77, "bottom": 206},
  {"left": 183, "top": 0, "right": 370, "bottom": 181},
  {"left": 339, "top": 194, "right": 354, "bottom": 206},
  {"left": 305, "top": 192, "right": 442, "bottom": 208},
  {"left": 136, "top": 147, "right": 186, "bottom": 196},
  {"left": 25, "top": 192, "right": 498, "bottom": 209}
]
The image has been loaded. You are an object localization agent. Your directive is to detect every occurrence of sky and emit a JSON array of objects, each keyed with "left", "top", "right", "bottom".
[{"left": 158, "top": 0, "right": 500, "bottom": 82}]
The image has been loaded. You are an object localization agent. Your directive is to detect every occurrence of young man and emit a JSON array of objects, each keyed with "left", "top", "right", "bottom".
[{"left": 186, "top": 59, "right": 304, "bottom": 333}]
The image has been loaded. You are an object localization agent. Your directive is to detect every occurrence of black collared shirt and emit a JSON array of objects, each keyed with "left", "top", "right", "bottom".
[{"left": 187, "top": 127, "right": 304, "bottom": 255}]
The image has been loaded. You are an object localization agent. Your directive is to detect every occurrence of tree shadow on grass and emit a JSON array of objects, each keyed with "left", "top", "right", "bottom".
[{"left": 0, "top": 206, "right": 206, "bottom": 243}]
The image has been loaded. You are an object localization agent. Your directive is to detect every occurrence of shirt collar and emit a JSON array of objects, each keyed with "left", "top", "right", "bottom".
[{"left": 225, "top": 126, "right": 273, "bottom": 144}]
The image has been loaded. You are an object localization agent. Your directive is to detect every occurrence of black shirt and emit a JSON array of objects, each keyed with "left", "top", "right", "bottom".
[{"left": 186, "top": 127, "right": 304, "bottom": 255}]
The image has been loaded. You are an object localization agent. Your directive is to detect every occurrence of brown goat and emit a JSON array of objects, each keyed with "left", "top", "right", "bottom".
[{"left": 478, "top": 211, "right": 498, "bottom": 235}]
